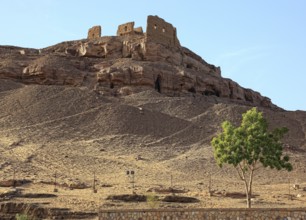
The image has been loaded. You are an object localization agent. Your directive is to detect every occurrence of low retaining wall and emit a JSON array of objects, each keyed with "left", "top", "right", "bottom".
[{"left": 99, "top": 208, "right": 306, "bottom": 220}]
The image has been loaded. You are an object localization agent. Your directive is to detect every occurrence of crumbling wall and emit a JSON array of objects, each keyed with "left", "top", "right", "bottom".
[
  {"left": 117, "top": 22, "right": 144, "bottom": 36},
  {"left": 117, "top": 22, "right": 135, "bottom": 36},
  {"left": 146, "top": 15, "right": 180, "bottom": 47},
  {"left": 134, "top": 27, "right": 143, "bottom": 35},
  {"left": 87, "top": 26, "right": 102, "bottom": 39}
]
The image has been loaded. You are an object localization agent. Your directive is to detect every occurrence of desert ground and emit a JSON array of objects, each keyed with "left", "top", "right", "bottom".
[{"left": 0, "top": 80, "right": 306, "bottom": 216}]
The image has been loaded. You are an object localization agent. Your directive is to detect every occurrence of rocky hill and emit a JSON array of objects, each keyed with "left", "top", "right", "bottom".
[
  {"left": 0, "top": 16, "right": 277, "bottom": 110},
  {"left": 0, "top": 15, "right": 306, "bottom": 216}
]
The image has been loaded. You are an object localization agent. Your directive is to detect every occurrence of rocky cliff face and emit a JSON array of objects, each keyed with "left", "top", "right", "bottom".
[{"left": 0, "top": 34, "right": 277, "bottom": 109}]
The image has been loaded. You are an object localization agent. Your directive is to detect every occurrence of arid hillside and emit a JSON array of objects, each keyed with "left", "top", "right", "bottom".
[{"left": 0, "top": 78, "right": 305, "bottom": 215}]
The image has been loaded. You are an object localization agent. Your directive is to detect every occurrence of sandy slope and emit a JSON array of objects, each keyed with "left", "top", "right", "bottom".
[{"left": 0, "top": 80, "right": 306, "bottom": 212}]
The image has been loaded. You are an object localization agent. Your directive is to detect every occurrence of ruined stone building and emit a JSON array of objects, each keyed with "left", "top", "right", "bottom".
[
  {"left": 87, "top": 15, "right": 180, "bottom": 48},
  {"left": 87, "top": 25, "right": 101, "bottom": 39},
  {"left": 116, "top": 22, "right": 143, "bottom": 36}
]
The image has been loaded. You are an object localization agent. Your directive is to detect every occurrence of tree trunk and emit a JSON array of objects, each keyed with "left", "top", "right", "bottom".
[
  {"left": 237, "top": 164, "right": 254, "bottom": 208},
  {"left": 246, "top": 191, "right": 251, "bottom": 208},
  {"left": 244, "top": 180, "right": 252, "bottom": 208},
  {"left": 247, "top": 169, "right": 254, "bottom": 208}
]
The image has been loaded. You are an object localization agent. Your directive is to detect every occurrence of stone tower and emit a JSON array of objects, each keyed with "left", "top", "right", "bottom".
[{"left": 146, "top": 15, "right": 180, "bottom": 47}]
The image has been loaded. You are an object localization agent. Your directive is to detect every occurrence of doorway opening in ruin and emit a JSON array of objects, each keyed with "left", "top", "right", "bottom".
[
  {"left": 186, "top": 64, "right": 192, "bottom": 69},
  {"left": 110, "top": 82, "right": 114, "bottom": 89},
  {"left": 155, "top": 75, "right": 162, "bottom": 93}
]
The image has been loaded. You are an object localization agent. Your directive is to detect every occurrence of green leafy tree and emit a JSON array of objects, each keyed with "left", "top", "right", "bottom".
[{"left": 211, "top": 107, "right": 292, "bottom": 208}]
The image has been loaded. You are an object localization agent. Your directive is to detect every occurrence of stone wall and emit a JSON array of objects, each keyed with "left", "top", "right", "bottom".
[
  {"left": 146, "top": 15, "right": 180, "bottom": 47},
  {"left": 134, "top": 27, "right": 143, "bottom": 34},
  {"left": 117, "top": 22, "right": 144, "bottom": 36},
  {"left": 99, "top": 208, "right": 306, "bottom": 220},
  {"left": 88, "top": 26, "right": 102, "bottom": 39},
  {"left": 117, "top": 22, "right": 135, "bottom": 36}
]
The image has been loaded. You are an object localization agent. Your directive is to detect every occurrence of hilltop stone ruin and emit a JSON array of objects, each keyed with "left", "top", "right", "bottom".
[
  {"left": 0, "top": 15, "right": 276, "bottom": 109},
  {"left": 90, "top": 16, "right": 180, "bottom": 48}
]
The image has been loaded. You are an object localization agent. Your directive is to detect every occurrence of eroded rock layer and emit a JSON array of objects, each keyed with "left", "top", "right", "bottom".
[{"left": 0, "top": 33, "right": 276, "bottom": 109}]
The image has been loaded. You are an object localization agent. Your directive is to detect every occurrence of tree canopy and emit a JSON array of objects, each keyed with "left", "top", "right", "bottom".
[{"left": 211, "top": 107, "right": 292, "bottom": 207}]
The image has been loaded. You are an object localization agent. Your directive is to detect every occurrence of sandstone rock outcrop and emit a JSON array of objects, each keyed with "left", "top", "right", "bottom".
[
  {"left": 22, "top": 55, "right": 86, "bottom": 86},
  {"left": 0, "top": 15, "right": 277, "bottom": 109}
]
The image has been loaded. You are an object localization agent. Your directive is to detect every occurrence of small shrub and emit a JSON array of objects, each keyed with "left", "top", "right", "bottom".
[
  {"left": 146, "top": 194, "right": 160, "bottom": 208},
  {"left": 16, "top": 214, "right": 29, "bottom": 220}
]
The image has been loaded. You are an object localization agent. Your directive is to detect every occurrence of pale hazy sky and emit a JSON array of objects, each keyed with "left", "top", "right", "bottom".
[{"left": 1, "top": 0, "right": 305, "bottom": 110}]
